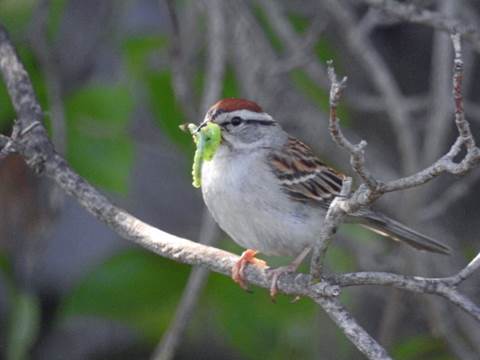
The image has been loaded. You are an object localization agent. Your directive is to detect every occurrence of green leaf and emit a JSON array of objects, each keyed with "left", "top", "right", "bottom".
[
  {"left": 6, "top": 290, "right": 40, "bottom": 360},
  {"left": 59, "top": 249, "right": 190, "bottom": 343},
  {"left": 65, "top": 85, "right": 134, "bottom": 193}
]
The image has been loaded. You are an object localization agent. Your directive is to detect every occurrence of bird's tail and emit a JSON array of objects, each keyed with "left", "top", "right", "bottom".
[{"left": 350, "top": 210, "right": 451, "bottom": 255}]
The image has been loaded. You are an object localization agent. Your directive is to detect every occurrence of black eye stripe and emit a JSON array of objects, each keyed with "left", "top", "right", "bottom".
[
  {"left": 219, "top": 119, "right": 275, "bottom": 127},
  {"left": 245, "top": 119, "right": 275, "bottom": 126}
]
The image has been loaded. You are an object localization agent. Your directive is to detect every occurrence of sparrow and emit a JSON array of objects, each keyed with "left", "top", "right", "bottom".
[{"left": 196, "top": 98, "right": 450, "bottom": 297}]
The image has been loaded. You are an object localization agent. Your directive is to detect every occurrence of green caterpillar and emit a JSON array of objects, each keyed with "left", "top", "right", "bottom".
[{"left": 183, "top": 122, "right": 221, "bottom": 188}]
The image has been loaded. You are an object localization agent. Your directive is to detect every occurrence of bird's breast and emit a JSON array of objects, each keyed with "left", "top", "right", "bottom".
[{"left": 200, "top": 150, "right": 325, "bottom": 256}]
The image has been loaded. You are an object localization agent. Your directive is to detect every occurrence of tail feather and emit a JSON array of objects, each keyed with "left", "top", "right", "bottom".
[{"left": 352, "top": 211, "right": 451, "bottom": 255}]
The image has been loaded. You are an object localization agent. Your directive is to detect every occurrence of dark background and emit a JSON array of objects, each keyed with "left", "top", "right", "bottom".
[{"left": 0, "top": 0, "right": 479, "bottom": 359}]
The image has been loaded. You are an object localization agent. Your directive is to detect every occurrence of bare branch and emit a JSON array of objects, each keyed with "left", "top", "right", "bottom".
[
  {"left": 327, "top": 63, "right": 378, "bottom": 190},
  {"left": 423, "top": 1, "right": 455, "bottom": 164},
  {"left": 314, "top": 296, "right": 392, "bottom": 360},
  {"left": 310, "top": 177, "right": 353, "bottom": 280},
  {"left": 448, "top": 252, "right": 480, "bottom": 286},
  {"left": 323, "top": 34, "right": 480, "bottom": 207},
  {"left": 199, "top": 0, "right": 226, "bottom": 113},
  {"left": 451, "top": 32, "right": 476, "bottom": 151},
  {"left": 0, "top": 133, "right": 17, "bottom": 159},
  {"left": 29, "top": 0, "right": 66, "bottom": 155},
  {"left": 258, "top": 0, "right": 328, "bottom": 86},
  {"left": 359, "top": 0, "right": 480, "bottom": 53},
  {"left": 151, "top": 214, "right": 220, "bottom": 360},
  {"left": 164, "top": 0, "right": 198, "bottom": 120},
  {"left": 321, "top": 0, "right": 418, "bottom": 175},
  {"left": 328, "top": 270, "right": 480, "bottom": 322}
]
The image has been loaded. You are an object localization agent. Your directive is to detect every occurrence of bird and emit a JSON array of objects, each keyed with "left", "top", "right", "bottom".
[{"left": 195, "top": 98, "right": 451, "bottom": 297}]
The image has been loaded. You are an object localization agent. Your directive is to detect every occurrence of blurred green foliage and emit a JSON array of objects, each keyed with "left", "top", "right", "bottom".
[
  {"left": 65, "top": 85, "right": 134, "bottom": 193},
  {"left": 6, "top": 290, "right": 40, "bottom": 360},
  {"left": 46, "top": 0, "right": 68, "bottom": 39},
  {"left": 0, "top": 255, "right": 40, "bottom": 360},
  {"left": 392, "top": 335, "right": 452, "bottom": 360},
  {"left": 0, "top": 0, "right": 35, "bottom": 31},
  {"left": 60, "top": 249, "right": 190, "bottom": 343},
  {"left": 147, "top": 71, "right": 193, "bottom": 150},
  {"left": 59, "top": 247, "right": 327, "bottom": 359}
]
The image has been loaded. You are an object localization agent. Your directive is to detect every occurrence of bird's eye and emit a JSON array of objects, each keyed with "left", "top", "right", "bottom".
[{"left": 230, "top": 116, "right": 243, "bottom": 126}]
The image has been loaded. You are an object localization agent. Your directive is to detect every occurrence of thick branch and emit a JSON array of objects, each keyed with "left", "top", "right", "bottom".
[{"left": 314, "top": 296, "right": 391, "bottom": 360}]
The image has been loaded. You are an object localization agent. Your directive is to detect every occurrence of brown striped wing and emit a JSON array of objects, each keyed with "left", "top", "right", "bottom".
[{"left": 268, "top": 137, "right": 345, "bottom": 207}]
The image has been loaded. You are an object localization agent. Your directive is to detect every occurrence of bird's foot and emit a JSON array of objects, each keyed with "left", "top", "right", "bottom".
[
  {"left": 231, "top": 249, "right": 267, "bottom": 291},
  {"left": 267, "top": 264, "right": 300, "bottom": 300},
  {"left": 267, "top": 247, "right": 312, "bottom": 301}
]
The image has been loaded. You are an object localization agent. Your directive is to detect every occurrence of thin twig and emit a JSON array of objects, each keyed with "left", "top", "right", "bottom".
[
  {"left": 199, "top": 0, "right": 226, "bottom": 113},
  {"left": 29, "top": 0, "right": 66, "bottom": 155},
  {"left": 152, "top": 1, "right": 226, "bottom": 357},
  {"left": 310, "top": 177, "right": 352, "bottom": 280},
  {"left": 327, "top": 63, "right": 378, "bottom": 190},
  {"left": 322, "top": 0, "right": 418, "bottom": 175},
  {"left": 360, "top": 0, "right": 480, "bottom": 53},
  {"left": 447, "top": 252, "right": 480, "bottom": 286},
  {"left": 314, "top": 296, "right": 392, "bottom": 360},
  {"left": 451, "top": 33, "right": 476, "bottom": 151},
  {"left": 259, "top": 0, "right": 328, "bottom": 85},
  {"left": 0, "top": 134, "right": 17, "bottom": 159},
  {"left": 164, "top": 0, "right": 198, "bottom": 120},
  {"left": 423, "top": 0, "right": 455, "bottom": 164},
  {"left": 151, "top": 213, "right": 220, "bottom": 360}
]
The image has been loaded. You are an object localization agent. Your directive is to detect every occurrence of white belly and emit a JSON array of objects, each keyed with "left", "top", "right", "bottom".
[{"left": 201, "top": 148, "right": 325, "bottom": 256}]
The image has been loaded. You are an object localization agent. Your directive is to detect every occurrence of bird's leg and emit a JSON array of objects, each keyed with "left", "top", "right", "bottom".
[
  {"left": 231, "top": 249, "right": 267, "bottom": 290},
  {"left": 267, "top": 247, "right": 311, "bottom": 299}
]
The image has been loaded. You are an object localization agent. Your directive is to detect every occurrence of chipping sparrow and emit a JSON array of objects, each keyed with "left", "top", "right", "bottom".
[{"left": 197, "top": 98, "right": 450, "bottom": 295}]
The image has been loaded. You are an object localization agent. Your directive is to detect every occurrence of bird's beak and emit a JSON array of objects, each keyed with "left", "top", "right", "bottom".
[
  {"left": 179, "top": 117, "right": 210, "bottom": 135},
  {"left": 195, "top": 120, "right": 208, "bottom": 133}
]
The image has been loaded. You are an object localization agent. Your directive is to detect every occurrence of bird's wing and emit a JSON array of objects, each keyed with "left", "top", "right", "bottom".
[{"left": 268, "top": 137, "right": 346, "bottom": 208}]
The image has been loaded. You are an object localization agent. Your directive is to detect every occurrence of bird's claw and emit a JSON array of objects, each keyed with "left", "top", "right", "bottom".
[
  {"left": 231, "top": 249, "right": 267, "bottom": 291},
  {"left": 267, "top": 265, "right": 298, "bottom": 301}
]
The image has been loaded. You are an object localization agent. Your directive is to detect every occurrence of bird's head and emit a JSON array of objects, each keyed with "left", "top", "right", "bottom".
[{"left": 198, "top": 98, "right": 284, "bottom": 150}]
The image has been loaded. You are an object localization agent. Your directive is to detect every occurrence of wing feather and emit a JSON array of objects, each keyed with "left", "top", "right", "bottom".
[{"left": 268, "top": 137, "right": 345, "bottom": 207}]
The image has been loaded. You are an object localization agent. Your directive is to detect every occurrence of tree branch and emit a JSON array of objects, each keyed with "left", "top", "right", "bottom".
[
  {"left": 359, "top": 0, "right": 480, "bottom": 53},
  {"left": 322, "top": 0, "right": 418, "bottom": 175}
]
